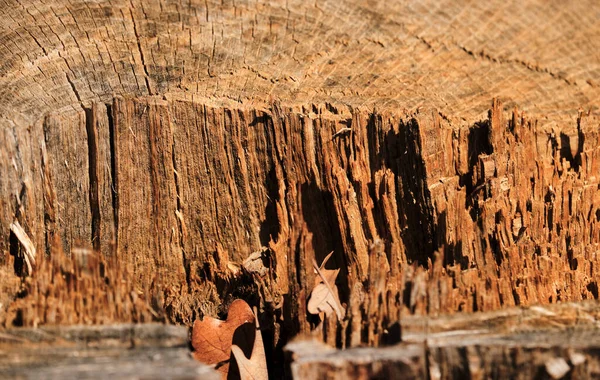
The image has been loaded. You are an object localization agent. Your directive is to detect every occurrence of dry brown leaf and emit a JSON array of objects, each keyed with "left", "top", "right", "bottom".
[
  {"left": 307, "top": 252, "right": 345, "bottom": 320},
  {"left": 231, "top": 306, "right": 268, "bottom": 380},
  {"left": 191, "top": 299, "right": 255, "bottom": 376},
  {"left": 311, "top": 252, "right": 338, "bottom": 287}
]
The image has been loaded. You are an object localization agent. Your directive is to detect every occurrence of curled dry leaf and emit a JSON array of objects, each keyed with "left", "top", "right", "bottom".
[
  {"left": 191, "top": 299, "right": 255, "bottom": 376},
  {"left": 231, "top": 306, "right": 269, "bottom": 380},
  {"left": 307, "top": 252, "right": 345, "bottom": 320}
]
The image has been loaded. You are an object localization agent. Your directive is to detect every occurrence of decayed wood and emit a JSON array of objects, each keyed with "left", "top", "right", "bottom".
[
  {"left": 6, "top": 97, "right": 600, "bottom": 343},
  {"left": 2, "top": 0, "right": 600, "bottom": 377},
  {"left": 0, "top": 324, "right": 218, "bottom": 379},
  {"left": 0, "top": 244, "right": 162, "bottom": 327},
  {"left": 287, "top": 301, "right": 600, "bottom": 379}
]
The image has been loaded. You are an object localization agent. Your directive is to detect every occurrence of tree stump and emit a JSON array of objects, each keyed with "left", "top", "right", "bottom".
[{"left": 1, "top": 0, "right": 600, "bottom": 377}]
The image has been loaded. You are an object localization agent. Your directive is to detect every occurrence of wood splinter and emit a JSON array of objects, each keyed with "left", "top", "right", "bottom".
[
  {"left": 9, "top": 221, "right": 36, "bottom": 275},
  {"left": 332, "top": 127, "right": 352, "bottom": 140}
]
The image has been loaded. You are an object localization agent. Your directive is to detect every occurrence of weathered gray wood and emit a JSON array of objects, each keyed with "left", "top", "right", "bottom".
[
  {"left": 286, "top": 301, "right": 600, "bottom": 379},
  {"left": 286, "top": 340, "right": 426, "bottom": 379},
  {"left": 0, "top": 324, "right": 218, "bottom": 379}
]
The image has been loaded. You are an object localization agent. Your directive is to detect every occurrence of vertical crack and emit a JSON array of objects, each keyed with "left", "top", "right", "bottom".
[
  {"left": 8, "top": 228, "right": 23, "bottom": 276},
  {"left": 85, "top": 106, "right": 101, "bottom": 251},
  {"left": 41, "top": 116, "right": 57, "bottom": 255},
  {"left": 147, "top": 103, "right": 162, "bottom": 266},
  {"left": 129, "top": 5, "right": 153, "bottom": 95},
  {"left": 171, "top": 132, "right": 190, "bottom": 285},
  {"left": 107, "top": 103, "right": 119, "bottom": 249},
  {"left": 65, "top": 73, "right": 83, "bottom": 104}
]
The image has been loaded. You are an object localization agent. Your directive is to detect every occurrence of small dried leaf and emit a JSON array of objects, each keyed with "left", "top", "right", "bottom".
[
  {"left": 307, "top": 252, "right": 345, "bottom": 320},
  {"left": 307, "top": 283, "right": 344, "bottom": 317},
  {"left": 191, "top": 299, "right": 255, "bottom": 376},
  {"left": 231, "top": 307, "right": 268, "bottom": 380},
  {"left": 312, "top": 252, "right": 337, "bottom": 287}
]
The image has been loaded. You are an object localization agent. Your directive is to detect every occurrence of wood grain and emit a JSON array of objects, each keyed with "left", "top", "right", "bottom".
[
  {"left": 0, "top": 0, "right": 598, "bottom": 126},
  {"left": 3, "top": 96, "right": 600, "bottom": 348},
  {"left": 1, "top": 1, "right": 600, "bottom": 376}
]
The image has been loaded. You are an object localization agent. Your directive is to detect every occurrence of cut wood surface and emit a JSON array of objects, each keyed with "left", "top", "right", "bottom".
[
  {"left": 1, "top": 0, "right": 599, "bottom": 126},
  {"left": 2, "top": 0, "right": 600, "bottom": 377}
]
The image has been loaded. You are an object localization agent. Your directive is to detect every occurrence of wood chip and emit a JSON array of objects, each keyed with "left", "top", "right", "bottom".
[{"left": 9, "top": 221, "right": 36, "bottom": 275}]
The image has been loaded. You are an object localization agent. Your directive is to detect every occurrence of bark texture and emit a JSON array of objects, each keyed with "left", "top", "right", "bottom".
[{"left": 2, "top": 0, "right": 600, "bottom": 375}]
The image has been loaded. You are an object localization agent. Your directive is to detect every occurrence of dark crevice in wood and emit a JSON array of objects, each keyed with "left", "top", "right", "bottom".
[
  {"left": 366, "top": 114, "right": 395, "bottom": 264},
  {"left": 300, "top": 181, "right": 349, "bottom": 302},
  {"left": 560, "top": 133, "right": 579, "bottom": 171},
  {"left": 65, "top": 74, "right": 83, "bottom": 104},
  {"left": 587, "top": 282, "right": 599, "bottom": 299},
  {"left": 106, "top": 102, "right": 119, "bottom": 249},
  {"left": 438, "top": 211, "right": 468, "bottom": 270},
  {"left": 464, "top": 120, "right": 494, "bottom": 223},
  {"left": 259, "top": 167, "right": 281, "bottom": 247},
  {"left": 488, "top": 233, "right": 503, "bottom": 267},
  {"left": 41, "top": 116, "right": 56, "bottom": 256},
  {"left": 8, "top": 230, "right": 23, "bottom": 277},
  {"left": 577, "top": 114, "right": 586, "bottom": 170},
  {"left": 392, "top": 119, "right": 436, "bottom": 266},
  {"left": 84, "top": 106, "right": 101, "bottom": 251}
]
